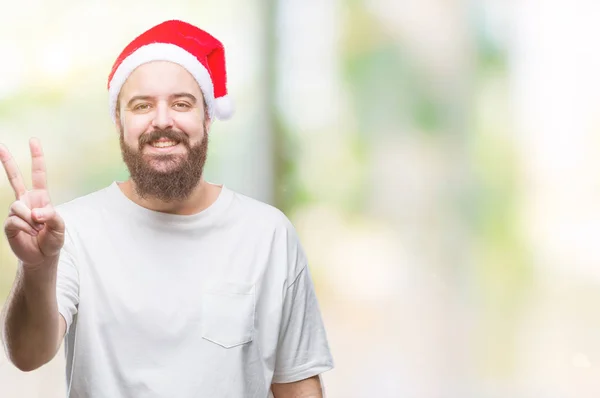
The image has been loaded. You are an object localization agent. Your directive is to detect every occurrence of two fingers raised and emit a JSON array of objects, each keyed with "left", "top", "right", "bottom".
[
  {"left": 1, "top": 138, "right": 63, "bottom": 233},
  {"left": 0, "top": 137, "right": 48, "bottom": 199}
]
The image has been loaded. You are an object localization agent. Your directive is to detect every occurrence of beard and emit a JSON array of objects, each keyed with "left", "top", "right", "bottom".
[{"left": 119, "top": 127, "right": 208, "bottom": 202}]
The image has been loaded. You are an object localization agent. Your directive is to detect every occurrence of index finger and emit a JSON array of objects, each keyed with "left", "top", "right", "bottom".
[
  {"left": 0, "top": 144, "right": 28, "bottom": 198},
  {"left": 29, "top": 138, "right": 47, "bottom": 191}
]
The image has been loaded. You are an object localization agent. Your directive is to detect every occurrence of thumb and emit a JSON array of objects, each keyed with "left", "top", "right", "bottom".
[{"left": 32, "top": 205, "right": 64, "bottom": 233}]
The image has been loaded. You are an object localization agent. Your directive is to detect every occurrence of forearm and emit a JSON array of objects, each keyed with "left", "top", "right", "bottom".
[
  {"left": 1, "top": 257, "right": 62, "bottom": 371},
  {"left": 271, "top": 375, "right": 323, "bottom": 398}
]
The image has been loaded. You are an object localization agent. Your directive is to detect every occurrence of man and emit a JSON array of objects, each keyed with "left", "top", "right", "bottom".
[{"left": 0, "top": 20, "right": 334, "bottom": 398}]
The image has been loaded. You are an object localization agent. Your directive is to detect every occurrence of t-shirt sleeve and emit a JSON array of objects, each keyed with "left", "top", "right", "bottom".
[
  {"left": 272, "top": 263, "right": 335, "bottom": 383},
  {"left": 56, "top": 226, "right": 80, "bottom": 333}
]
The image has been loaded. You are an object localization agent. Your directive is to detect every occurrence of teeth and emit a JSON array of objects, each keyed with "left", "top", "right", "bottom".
[{"left": 150, "top": 140, "right": 177, "bottom": 148}]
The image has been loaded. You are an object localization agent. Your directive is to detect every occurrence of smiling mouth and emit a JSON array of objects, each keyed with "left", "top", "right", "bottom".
[{"left": 146, "top": 137, "right": 182, "bottom": 149}]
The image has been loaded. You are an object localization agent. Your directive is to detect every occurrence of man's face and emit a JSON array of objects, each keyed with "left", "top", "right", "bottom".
[{"left": 116, "top": 61, "right": 211, "bottom": 202}]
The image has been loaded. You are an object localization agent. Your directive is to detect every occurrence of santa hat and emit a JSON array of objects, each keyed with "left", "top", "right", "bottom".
[{"left": 107, "top": 19, "right": 234, "bottom": 122}]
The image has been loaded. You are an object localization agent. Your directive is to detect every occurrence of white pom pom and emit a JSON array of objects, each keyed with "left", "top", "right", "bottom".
[{"left": 214, "top": 95, "right": 234, "bottom": 120}]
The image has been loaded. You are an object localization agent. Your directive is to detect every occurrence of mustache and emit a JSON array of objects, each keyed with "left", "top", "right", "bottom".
[{"left": 138, "top": 129, "right": 190, "bottom": 150}]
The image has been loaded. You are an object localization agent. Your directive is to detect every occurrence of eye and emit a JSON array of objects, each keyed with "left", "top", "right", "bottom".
[
  {"left": 173, "top": 102, "right": 191, "bottom": 110},
  {"left": 133, "top": 103, "right": 151, "bottom": 112}
]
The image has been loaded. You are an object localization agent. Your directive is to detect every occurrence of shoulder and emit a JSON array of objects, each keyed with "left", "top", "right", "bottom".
[
  {"left": 228, "top": 188, "right": 294, "bottom": 232},
  {"left": 227, "top": 188, "right": 308, "bottom": 279},
  {"left": 54, "top": 184, "right": 114, "bottom": 222}
]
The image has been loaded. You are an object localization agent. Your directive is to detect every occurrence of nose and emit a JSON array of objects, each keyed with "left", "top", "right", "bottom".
[{"left": 151, "top": 101, "right": 174, "bottom": 130}]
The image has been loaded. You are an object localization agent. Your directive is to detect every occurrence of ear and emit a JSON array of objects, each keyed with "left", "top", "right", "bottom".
[
  {"left": 202, "top": 95, "right": 212, "bottom": 133},
  {"left": 115, "top": 110, "right": 128, "bottom": 138},
  {"left": 204, "top": 116, "right": 212, "bottom": 133},
  {"left": 114, "top": 97, "right": 125, "bottom": 134},
  {"left": 115, "top": 110, "right": 123, "bottom": 133}
]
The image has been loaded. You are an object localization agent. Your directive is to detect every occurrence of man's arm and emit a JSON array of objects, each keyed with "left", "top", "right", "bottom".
[
  {"left": 1, "top": 257, "right": 67, "bottom": 372},
  {"left": 271, "top": 375, "right": 323, "bottom": 398},
  {"left": 0, "top": 139, "right": 69, "bottom": 371}
]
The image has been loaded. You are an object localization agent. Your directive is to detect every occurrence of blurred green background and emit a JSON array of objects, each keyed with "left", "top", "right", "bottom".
[{"left": 2, "top": 0, "right": 600, "bottom": 397}]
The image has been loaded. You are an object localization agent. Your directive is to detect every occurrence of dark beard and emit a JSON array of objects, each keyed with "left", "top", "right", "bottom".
[{"left": 119, "top": 127, "right": 208, "bottom": 202}]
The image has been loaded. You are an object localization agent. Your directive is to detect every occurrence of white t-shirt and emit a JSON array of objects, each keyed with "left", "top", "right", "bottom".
[{"left": 54, "top": 182, "right": 334, "bottom": 398}]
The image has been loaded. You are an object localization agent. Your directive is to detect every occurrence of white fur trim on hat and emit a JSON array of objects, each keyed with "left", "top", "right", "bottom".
[
  {"left": 108, "top": 43, "right": 215, "bottom": 122},
  {"left": 214, "top": 95, "right": 234, "bottom": 120}
]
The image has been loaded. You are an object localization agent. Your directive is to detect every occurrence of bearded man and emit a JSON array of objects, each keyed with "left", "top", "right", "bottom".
[{"left": 0, "top": 20, "right": 334, "bottom": 398}]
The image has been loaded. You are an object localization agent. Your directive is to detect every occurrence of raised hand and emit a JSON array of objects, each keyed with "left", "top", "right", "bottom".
[{"left": 1, "top": 138, "right": 65, "bottom": 267}]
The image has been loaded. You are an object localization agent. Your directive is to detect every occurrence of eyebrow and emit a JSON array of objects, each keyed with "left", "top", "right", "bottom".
[{"left": 125, "top": 92, "right": 198, "bottom": 108}]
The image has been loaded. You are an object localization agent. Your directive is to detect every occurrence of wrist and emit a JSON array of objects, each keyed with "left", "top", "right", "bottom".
[{"left": 20, "top": 256, "right": 59, "bottom": 275}]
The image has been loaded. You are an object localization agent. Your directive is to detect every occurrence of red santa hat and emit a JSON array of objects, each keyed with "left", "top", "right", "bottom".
[{"left": 107, "top": 19, "right": 234, "bottom": 123}]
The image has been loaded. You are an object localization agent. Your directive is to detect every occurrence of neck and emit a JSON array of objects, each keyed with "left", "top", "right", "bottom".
[{"left": 118, "top": 178, "right": 222, "bottom": 215}]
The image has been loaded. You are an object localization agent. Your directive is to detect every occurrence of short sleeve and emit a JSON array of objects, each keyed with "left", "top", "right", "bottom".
[
  {"left": 272, "top": 264, "right": 334, "bottom": 383},
  {"left": 56, "top": 227, "right": 80, "bottom": 333}
]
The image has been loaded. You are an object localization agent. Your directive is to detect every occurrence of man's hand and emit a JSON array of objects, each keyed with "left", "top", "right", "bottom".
[
  {"left": 1, "top": 138, "right": 65, "bottom": 267},
  {"left": 271, "top": 375, "right": 324, "bottom": 398}
]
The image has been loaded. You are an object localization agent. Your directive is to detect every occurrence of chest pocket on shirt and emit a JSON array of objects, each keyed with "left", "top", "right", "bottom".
[{"left": 201, "top": 282, "right": 255, "bottom": 348}]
